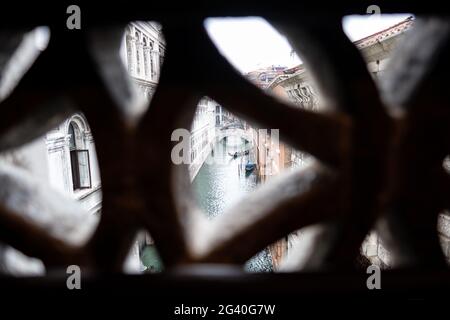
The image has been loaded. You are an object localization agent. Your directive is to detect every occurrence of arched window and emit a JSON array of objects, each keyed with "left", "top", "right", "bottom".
[{"left": 69, "top": 122, "right": 91, "bottom": 190}]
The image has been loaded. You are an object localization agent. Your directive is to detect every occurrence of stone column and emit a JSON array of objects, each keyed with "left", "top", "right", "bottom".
[
  {"left": 137, "top": 41, "right": 145, "bottom": 78},
  {"left": 144, "top": 46, "right": 151, "bottom": 80},
  {"left": 130, "top": 37, "right": 138, "bottom": 77},
  {"left": 151, "top": 50, "right": 159, "bottom": 80},
  {"left": 148, "top": 49, "right": 154, "bottom": 81},
  {"left": 126, "top": 35, "right": 135, "bottom": 75}
]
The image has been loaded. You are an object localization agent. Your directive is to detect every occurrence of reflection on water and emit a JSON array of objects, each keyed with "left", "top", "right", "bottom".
[{"left": 193, "top": 138, "right": 273, "bottom": 272}]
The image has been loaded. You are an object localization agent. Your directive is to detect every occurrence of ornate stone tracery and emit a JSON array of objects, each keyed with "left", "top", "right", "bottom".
[{"left": 0, "top": 5, "right": 448, "bottom": 295}]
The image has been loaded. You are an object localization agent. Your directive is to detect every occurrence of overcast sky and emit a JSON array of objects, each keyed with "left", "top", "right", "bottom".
[{"left": 204, "top": 14, "right": 412, "bottom": 73}]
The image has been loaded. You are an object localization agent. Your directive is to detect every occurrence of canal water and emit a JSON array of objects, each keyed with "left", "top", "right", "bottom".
[{"left": 192, "top": 136, "right": 273, "bottom": 272}]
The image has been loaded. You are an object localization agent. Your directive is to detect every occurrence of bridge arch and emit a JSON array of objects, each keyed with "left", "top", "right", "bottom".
[{"left": 216, "top": 127, "right": 253, "bottom": 148}]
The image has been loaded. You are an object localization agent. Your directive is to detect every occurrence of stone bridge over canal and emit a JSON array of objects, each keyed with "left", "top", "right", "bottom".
[{"left": 216, "top": 127, "right": 253, "bottom": 147}]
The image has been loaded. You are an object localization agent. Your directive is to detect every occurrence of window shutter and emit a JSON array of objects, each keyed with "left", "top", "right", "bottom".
[{"left": 70, "top": 150, "right": 80, "bottom": 190}]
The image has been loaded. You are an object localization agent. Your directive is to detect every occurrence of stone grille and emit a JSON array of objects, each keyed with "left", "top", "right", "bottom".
[{"left": 0, "top": 3, "right": 449, "bottom": 294}]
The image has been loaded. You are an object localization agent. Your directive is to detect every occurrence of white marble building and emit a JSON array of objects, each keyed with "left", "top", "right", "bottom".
[
  {"left": 45, "top": 113, "right": 102, "bottom": 213},
  {"left": 189, "top": 97, "right": 218, "bottom": 181},
  {"left": 121, "top": 21, "right": 165, "bottom": 100},
  {"left": 0, "top": 111, "right": 102, "bottom": 275},
  {"left": 0, "top": 113, "right": 102, "bottom": 213}
]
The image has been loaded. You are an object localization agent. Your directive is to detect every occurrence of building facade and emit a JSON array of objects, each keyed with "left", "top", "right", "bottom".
[
  {"left": 265, "top": 16, "right": 415, "bottom": 181},
  {"left": 122, "top": 21, "right": 165, "bottom": 100},
  {"left": 189, "top": 96, "right": 218, "bottom": 181},
  {"left": 246, "top": 16, "right": 433, "bottom": 269},
  {"left": 45, "top": 114, "right": 102, "bottom": 213}
]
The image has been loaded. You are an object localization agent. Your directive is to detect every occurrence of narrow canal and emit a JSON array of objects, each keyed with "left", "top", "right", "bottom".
[{"left": 192, "top": 136, "right": 273, "bottom": 272}]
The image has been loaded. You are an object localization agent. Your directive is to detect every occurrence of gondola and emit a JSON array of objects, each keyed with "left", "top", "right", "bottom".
[{"left": 245, "top": 162, "right": 256, "bottom": 172}]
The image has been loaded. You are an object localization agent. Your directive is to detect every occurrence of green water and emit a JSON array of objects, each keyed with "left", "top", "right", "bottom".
[{"left": 192, "top": 138, "right": 273, "bottom": 272}]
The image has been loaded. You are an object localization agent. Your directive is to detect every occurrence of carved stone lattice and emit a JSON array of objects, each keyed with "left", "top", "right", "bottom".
[{"left": 0, "top": 3, "right": 449, "bottom": 295}]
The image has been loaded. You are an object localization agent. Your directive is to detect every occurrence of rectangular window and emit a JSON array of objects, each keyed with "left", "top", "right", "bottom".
[{"left": 70, "top": 149, "right": 92, "bottom": 190}]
